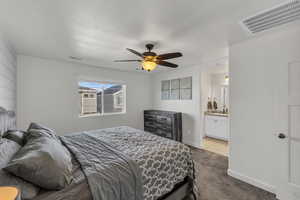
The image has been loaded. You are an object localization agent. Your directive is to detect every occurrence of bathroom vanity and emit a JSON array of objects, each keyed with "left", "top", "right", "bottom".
[{"left": 204, "top": 112, "right": 229, "bottom": 141}]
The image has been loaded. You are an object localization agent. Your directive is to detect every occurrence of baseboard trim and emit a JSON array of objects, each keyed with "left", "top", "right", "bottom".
[
  {"left": 227, "top": 169, "right": 276, "bottom": 194},
  {"left": 184, "top": 141, "right": 201, "bottom": 149}
]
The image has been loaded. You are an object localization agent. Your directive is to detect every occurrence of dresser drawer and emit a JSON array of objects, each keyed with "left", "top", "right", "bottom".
[
  {"left": 144, "top": 110, "right": 182, "bottom": 142},
  {"left": 156, "top": 129, "right": 172, "bottom": 139},
  {"left": 156, "top": 116, "right": 172, "bottom": 125},
  {"left": 144, "top": 114, "right": 156, "bottom": 120},
  {"left": 145, "top": 121, "right": 156, "bottom": 128}
]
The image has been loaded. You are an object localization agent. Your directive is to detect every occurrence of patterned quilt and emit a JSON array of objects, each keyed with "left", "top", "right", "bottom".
[{"left": 85, "top": 126, "right": 194, "bottom": 200}]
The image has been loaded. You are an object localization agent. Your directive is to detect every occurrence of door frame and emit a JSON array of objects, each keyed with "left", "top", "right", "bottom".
[{"left": 277, "top": 60, "right": 300, "bottom": 200}]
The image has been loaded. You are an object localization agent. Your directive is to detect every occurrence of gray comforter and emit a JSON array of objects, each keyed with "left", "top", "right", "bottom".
[
  {"left": 32, "top": 126, "right": 194, "bottom": 200},
  {"left": 61, "top": 133, "right": 144, "bottom": 200}
]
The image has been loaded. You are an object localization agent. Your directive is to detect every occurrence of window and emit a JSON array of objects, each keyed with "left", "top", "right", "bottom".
[
  {"left": 179, "top": 77, "right": 192, "bottom": 100},
  {"left": 161, "top": 80, "right": 170, "bottom": 100},
  {"left": 78, "top": 81, "right": 126, "bottom": 117},
  {"left": 161, "top": 76, "right": 192, "bottom": 100},
  {"left": 170, "top": 79, "right": 180, "bottom": 100}
]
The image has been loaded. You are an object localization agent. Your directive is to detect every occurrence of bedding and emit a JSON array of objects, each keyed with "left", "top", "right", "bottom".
[
  {"left": 32, "top": 157, "right": 92, "bottom": 200},
  {"left": 3, "top": 130, "right": 26, "bottom": 146},
  {"left": 0, "top": 138, "right": 40, "bottom": 199},
  {"left": 26, "top": 122, "right": 60, "bottom": 142},
  {"left": 4, "top": 127, "right": 73, "bottom": 190},
  {"left": 85, "top": 127, "right": 194, "bottom": 200},
  {"left": 32, "top": 126, "right": 194, "bottom": 200},
  {"left": 61, "top": 132, "right": 143, "bottom": 200}
]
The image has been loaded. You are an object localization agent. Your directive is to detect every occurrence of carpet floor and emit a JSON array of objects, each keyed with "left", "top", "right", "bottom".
[{"left": 189, "top": 148, "right": 277, "bottom": 200}]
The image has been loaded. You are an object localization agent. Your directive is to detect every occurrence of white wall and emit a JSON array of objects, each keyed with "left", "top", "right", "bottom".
[
  {"left": 200, "top": 71, "right": 212, "bottom": 138},
  {"left": 229, "top": 27, "right": 300, "bottom": 194},
  {"left": 17, "top": 55, "right": 152, "bottom": 135},
  {"left": 0, "top": 34, "right": 17, "bottom": 111},
  {"left": 151, "top": 66, "right": 202, "bottom": 148}
]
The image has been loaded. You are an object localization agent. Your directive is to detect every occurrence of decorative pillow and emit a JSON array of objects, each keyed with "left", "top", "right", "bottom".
[
  {"left": 3, "top": 130, "right": 26, "bottom": 146},
  {"left": 4, "top": 130, "right": 73, "bottom": 190},
  {"left": 0, "top": 139, "right": 21, "bottom": 169},
  {"left": 0, "top": 138, "right": 40, "bottom": 199}
]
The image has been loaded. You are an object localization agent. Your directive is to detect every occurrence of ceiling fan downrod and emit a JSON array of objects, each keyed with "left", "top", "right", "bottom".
[{"left": 145, "top": 44, "right": 154, "bottom": 52}]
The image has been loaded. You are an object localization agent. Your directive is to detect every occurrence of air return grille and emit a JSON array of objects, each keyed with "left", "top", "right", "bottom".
[{"left": 241, "top": 0, "right": 300, "bottom": 34}]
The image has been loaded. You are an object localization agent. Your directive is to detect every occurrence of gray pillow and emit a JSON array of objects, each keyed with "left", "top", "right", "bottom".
[
  {"left": 4, "top": 135, "right": 73, "bottom": 190},
  {"left": 0, "top": 138, "right": 40, "bottom": 199},
  {"left": 26, "top": 122, "right": 60, "bottom": 142},
  {"left": 3, "top": 130, "right": 26, "bottom": 146}
]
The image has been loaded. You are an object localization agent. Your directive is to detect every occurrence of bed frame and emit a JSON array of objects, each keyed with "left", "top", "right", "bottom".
[
  {"left": 159, "top": 177, "right": 196, "bottom": 200},
  {"left": 0, "top": 107, "right": 16, "bottom": 135},
  {"left": 0, "top": 107, "right": 196, "bottom": 200}
]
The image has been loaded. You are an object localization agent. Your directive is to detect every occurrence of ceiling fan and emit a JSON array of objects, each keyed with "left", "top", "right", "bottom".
[{"left": 114, "top": 44, "right": 183, "bottom": 72}]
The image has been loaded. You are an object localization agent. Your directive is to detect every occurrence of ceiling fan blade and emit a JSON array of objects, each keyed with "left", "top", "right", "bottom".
[
  {"left": 157, "top": 52, "right": 182, "bottom": 60},
  {"left": 126, "top": 48, "right": 144, "bottom": 58},
  {"left": 157, "top": 60, "right": 178, "bottom": 68},
  {"left": 114, "top": 59, "right": 141, "bottom": 62}
]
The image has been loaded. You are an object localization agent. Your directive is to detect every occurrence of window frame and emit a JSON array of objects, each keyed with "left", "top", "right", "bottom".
[
  {"left": 161, "top": 76, "right": 192, "bottom": 100},
  {"left": 78, "top": 79, "right": 127, "bottom": 118}
]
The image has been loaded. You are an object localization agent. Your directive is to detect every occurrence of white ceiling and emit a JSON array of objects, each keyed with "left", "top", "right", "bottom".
[{"left": 0, "top": 0, "right": 295, "bottom": 72}]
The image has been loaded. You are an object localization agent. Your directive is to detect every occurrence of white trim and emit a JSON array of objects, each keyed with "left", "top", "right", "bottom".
[
  {"left": 203, "top": 134, "right": 228, "bottom": 142},
  {"left": 227, "top": 169, "right": 276, "bottom": 194},
  {"left": 77, "top": 76, "right": 126, "bottom": 85},
  {"left": 184, "top": 140, "right": 201, "bottom": 149},
  {"left": 78, "top": 111, "right": 126, "bottom": 118}
]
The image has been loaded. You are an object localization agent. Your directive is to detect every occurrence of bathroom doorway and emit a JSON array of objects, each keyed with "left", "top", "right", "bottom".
[{"left": 200, "top": 61, "right": 229, "bottom": 156}]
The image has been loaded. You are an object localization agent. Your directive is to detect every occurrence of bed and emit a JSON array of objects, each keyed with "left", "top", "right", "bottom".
[{"left": 0, "top": 107, "right": 195, "bottom": 200}]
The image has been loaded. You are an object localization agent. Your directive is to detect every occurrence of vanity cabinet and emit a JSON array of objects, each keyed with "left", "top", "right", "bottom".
[{"left": 205, "top": 114, "right": 229, "bottom": 141}]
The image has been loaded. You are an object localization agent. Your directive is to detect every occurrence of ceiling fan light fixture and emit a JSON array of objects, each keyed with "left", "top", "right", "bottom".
[
  {"left": 115, "top": 44, "right": 182, "bottom": 71},
  {"left": 142, "top": 60, "right": 157, "bottom": 71}
]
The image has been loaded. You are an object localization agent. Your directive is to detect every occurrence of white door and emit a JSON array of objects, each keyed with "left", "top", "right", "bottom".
[{"left": 277, "top": 61, "right": 300, "bottom": 200}]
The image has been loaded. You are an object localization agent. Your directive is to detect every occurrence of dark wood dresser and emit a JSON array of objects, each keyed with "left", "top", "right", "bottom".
[{"left": 144, "top": 110, "right": 182, "bottom": 142}]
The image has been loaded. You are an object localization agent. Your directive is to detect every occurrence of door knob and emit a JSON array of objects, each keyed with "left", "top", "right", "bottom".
[{"left": 278, "top": 133, "right": 286, "bottom": 139}]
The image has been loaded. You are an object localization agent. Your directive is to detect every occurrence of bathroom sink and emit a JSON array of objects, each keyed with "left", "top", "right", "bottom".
[{"left": 205, "top": 111, "right": 228, "bottom": 117}]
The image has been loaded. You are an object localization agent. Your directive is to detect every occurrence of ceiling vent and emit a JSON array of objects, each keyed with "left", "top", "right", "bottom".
[{"left": 241, "top": 0, "right": 300, "bottom": 34}]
